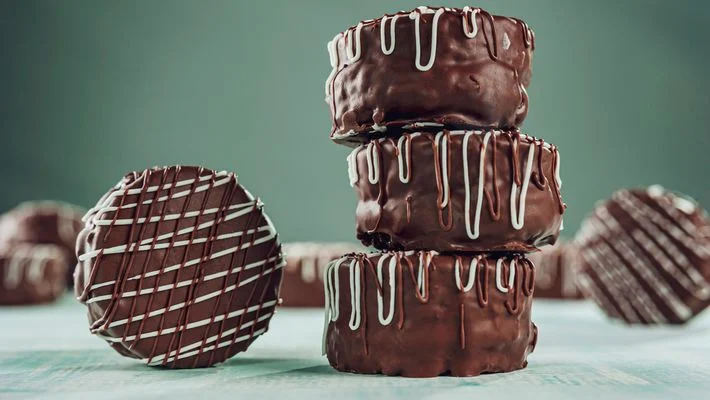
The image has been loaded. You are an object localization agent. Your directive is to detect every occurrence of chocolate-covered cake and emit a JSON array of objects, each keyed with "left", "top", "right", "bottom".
[
  {"left": 281, "top": 242, "right": 362, "bottom": 307},
  {"left": 0, "top": 244, "right": 67, "bottom": 305},
  {"left": 75, "top": 166, "right": 284, "bottom": 368},
  {"left": 575, "top": 186, "right": 710, "bottom": 324},
  {"left": 327, "top": 6, "right": 534, "bottom": 144},
  {"left": 0, "top": 201, "right": 85, "bottom": 287},
  {"left": 528, "top": 242, "right": 583, "bottom": 300},
  {"left": 350, "top": 130, "right": 564, "bottom": 252},
  {"left": 323, "top": 251, "right": 537, "bottom": 377}
]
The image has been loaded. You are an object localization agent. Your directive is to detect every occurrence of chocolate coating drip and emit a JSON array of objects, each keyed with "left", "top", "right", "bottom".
[
  {"left": 0, "top": 201, "right": 85, "bottom": 287},
  {"left": 0, "top": 244, "right": 67, "bottom": 305},
  {"left": 351, "top": 130, "right": 565, "bottom": 253},
  {"left": 576, "top": 186, "right": 710, "bottom": 324},
  {"left": 75, "top": 166, "right": 284, "bottom": 368},
  {"left": 528, "top": 242, "right": 584, "bottom": 300},
  {"left": 323, "top": 251, "right": 537, "bottom": 377},
  {"left": 327, "top": 6, "right": 535, "bottom": 143},
  {"left": 280, "top": 242, "right": 362, "bottom": 307}
]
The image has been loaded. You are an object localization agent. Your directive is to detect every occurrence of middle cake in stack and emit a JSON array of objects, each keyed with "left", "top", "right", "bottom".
[{"left": 322, "top": 6, "right": 565, "bottom": 377}]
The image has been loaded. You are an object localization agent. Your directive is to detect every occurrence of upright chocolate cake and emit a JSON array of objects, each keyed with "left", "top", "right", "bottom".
[
  {"left": 575, "top": 186, "right": 710, "bottom": 324},
  {"left": 0, "top": 244, "right": 67, "bottom": 305},
  {"left": 0, "top": 201, "right": 85, "bottom": 287},
  {"left": 75, "top": 166, "right": 284, "bottom": 368},
  {"left": 322, "top": 5, "right": 563, "bottom": 377}
]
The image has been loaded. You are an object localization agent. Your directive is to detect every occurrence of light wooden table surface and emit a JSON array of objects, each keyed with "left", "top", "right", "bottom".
[{"left": 1, "top": 295, "right": 709, "bottom": 399}]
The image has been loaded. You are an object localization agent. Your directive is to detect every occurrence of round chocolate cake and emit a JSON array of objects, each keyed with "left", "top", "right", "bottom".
[
  {"left": 575, "top": 186, "right": 710, "bottom": 324},
  {"left": 75, "top": 166, "right": 284, "bottom": 368},
  {"left": 281, "top": 242, "right": 362, "bottom": 307},
  {"left": 350, "top": 130, "right": 565, "bottom": 252},
  {"left": 528, "top": 241, "right": 584, "bottom": 300},
  {"left": 323, "top": 251, "right": 537, "bottom": 377},
  {"left": 0, "top": 244, "right": 67, "bottom": 305},
  {"left": 327, "top": 6, "right": 535, "bottom": 144},
  {"left": 0, "top": 201, "right": 85, "bottom": 287}
]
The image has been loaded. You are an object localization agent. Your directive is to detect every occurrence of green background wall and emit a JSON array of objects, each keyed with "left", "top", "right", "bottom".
[{"left": 1, "top": 0, "right": 709, "bottom": 243}]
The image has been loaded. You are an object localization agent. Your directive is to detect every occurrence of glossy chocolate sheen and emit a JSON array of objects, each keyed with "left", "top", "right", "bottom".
[
  {"left": 529, "top": 242, "right": 584, "bottom": 300},
  {"left": 0, "top": 244, "right": 67, "bottom": 305},
  {"left": 280, "top": 242, "right": 362, "bottom": 307},
  {"left": 75, "top": 166, "right": 284, "bottom": 368},
  {"left": 327, "top": 6, "right": 534, "bottom": 144},
  {"left": 351, "top": 130, "right": 565, "bottom": 253},
  {"left": 575, "top": 186, "right": 710, "bottom": 324},
  {"left": 324, "top": 251, "right": 537, "bottom": 377},
  {"left": 0, "top": 201, "right": 85, "bottom": 287}
]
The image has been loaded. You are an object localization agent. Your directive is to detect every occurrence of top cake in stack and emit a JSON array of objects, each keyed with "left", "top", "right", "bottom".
[
  {"left": 323, "top": 6, "right": 564, "bottom": 377},
  {"left": 326, "top": 6, "right": 535, "bottom": 144}
]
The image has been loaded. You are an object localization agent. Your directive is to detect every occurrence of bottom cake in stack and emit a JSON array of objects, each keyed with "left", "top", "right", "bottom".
[{"left": 322, "top": 251, "right": 537, "bottom": 377}]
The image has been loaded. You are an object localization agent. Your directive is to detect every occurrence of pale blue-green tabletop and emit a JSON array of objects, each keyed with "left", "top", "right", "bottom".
[{"left": 1, "top": 295, "right": 709, "bottom": 400}]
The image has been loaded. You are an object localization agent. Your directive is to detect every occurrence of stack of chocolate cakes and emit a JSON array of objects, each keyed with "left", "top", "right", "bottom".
[{"left": 322, "top": 6, "right": 566, "bottom": 377}]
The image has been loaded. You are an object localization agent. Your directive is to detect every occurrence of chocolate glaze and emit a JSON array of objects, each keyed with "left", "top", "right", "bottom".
[
  {"left": 75, "top": 166, "right": 284, "bottom": 368},
  {"left": 280, "top": 242, "right": 362, "bottom": 307},
  {"left": 528, "top": 241, "right": 584, "bottom": 300},
  {"left": 327, "top": 6, "right": 535, "bottom": 144},
  {"left": 351, "top": 130, "right": 565, "bottom": 253},
  {"left": 575, "top": 186, "right": 710, "bottom": 324},
  {"left": 0, "top": 201, "right": 85, "bottom": 287},
  {"left": 0, "top": 244, "right": 67, "bottom": 305},
  {"left": 324, "top": 251, "right": 537, "bottom": 377}
]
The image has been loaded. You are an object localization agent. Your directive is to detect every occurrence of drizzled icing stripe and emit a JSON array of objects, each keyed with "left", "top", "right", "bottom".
[
  {"left": 366, "top": 141, "right": 380, "bottom": 184},
  {"left": 345, "top": 23, "right": 364, "bottom": 63},
  {"left": 409, "top": 7, "right": 445, "bottom": 71},
  {"left": 348, "top": 259, "right": 361, "bottom": 330},
  {"left": 322, "top": 252, "right": 530, "bottom": 354},
  {"left": 462, "top": 6, "right": 481, "bottom": 38},
  {"left": 375, "top": 255, "right": 397, "bottom": 325},
  {"left": 380, "top": 15, "right": 399, "bottom": 55},
  {"left": 463, "top": 131, "right": 491, "bottom": 239},
  {"left": 510, "top": 143, "right": 535, "bottom": 230},
  {"left": 434, "top": 131, "right": 450, "bottom": 208},
  {"left": 397, "top": 135, "right": 412, "bottom": 183},
  {"left": 455, "top": 256, "right": 479, "bottom": 292}
]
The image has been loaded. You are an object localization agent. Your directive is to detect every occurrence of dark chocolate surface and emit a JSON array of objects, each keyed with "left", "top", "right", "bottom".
[
  {"left": 324, "top": 251, "right": 537, "bottom": 377},
  {"left": 327, "top": 6, "right": 535, "bottom": 143},
  {"left": 351, "top": 130, "right": 565, "bottom": 253},
  {"left": 75, "top": 166, "right": 284, "bottom": 368},
  {"left": 575, "top": 186, "right": 710, "bottom": 324}
]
